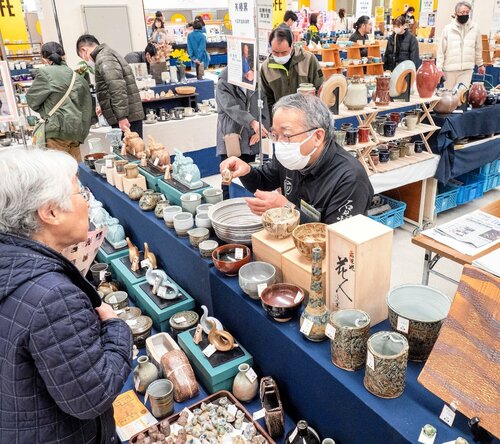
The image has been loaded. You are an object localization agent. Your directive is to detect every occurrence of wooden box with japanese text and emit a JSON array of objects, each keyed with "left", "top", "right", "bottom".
[{"left": 327, "top": 215, "right": 393, "bottom": 326}]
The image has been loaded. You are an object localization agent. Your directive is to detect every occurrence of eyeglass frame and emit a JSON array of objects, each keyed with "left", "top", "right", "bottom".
[
  {"left": 268, "top": 127, "right": 319, "bottom": 144},
  {"left": 73, "top": 187, "right": 91, "bottom": 202}
]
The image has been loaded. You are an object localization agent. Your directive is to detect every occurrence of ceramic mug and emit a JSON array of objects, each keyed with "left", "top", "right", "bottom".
[
  {"left": 334, "top": 130, "right": 347, "bottom": 146},
  {"left": 173, "top": 212, "right": 194, "bottom": 237},
  {"left": 383, "top": 121, "right": 397, "bottom": 137},
  {"left": 147, "top": 379, "right": 174, "bottom": 419},
  {"left": 340, "top": 123, "right": 353, "bottom": 132},
  {"left": 389, "top": 112, "right": 401, "bottom": 125},
  {"left": 203, "top": 188, "right": 223, "bottom": 204},
  {"left": 379, "top": 149, "right": 390, "bottom": 163},
  {"left": 163, "top": 205, "right": 182, "bottom": 228},
  {"left": 90, "top": 263, "right": 108, "bottom": 285},
  {"left": 124, "top": 163, "right": 139, "bottom": 179},
  {"left": 358, "top": 126, "right": 370, "bottom": 144},
  {"left": 180, "top": 192, "right": 202, "bottom": 215},
  {"left": 184, "top": 107, "right": 194, "bottom": 116},
  {"left": 199, "top": 104, "right": 210, "bottom": 114},
  {"left": 389, "top": 147, "right": 400, "bottom": 161},
  {"left": 414, "top": 141, "right": 424, "bottom": 153},
  {"left": 401, "top": 115, "right": 418, "bottom": 130},
  {"left": 346, "top": 128, "right": 358, "bottom": 146},
  {"left": 373, "top": 117, "right": 387, "bottom": 136}
]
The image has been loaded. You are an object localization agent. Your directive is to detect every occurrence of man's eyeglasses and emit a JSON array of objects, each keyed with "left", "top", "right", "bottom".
[
  {"left": 73, "top": 187, "right": 91, "bottom": 202},
  {"left": 268, "top": 127, "right": 318, "bottom": 144}
]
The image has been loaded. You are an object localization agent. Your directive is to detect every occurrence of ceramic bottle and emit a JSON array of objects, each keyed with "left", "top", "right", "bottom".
[
  {"left": 133, "top": 355, "right": 158, "bottom": 394},
  {"left": 285, "top": 420, "right": 321, "bottom": 444},
  {"left": 416, "top": 59, "right": 442, "bottom": 98},
  {"left": 468, "top": 82, "right": 487, "bottom": 108},
  {"left": 232, "top": 363, "right": 258, "bottom": 402},
  {"left": 343, "top": 76, "right": 368, "bottom": 110},
  {"left": 300, "top": 247, "right": 329, "bottom": 342}
]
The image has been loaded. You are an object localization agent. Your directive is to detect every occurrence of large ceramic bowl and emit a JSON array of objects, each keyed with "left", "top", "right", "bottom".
[
  {"left": 292, "top": 223, "right": 328, "bottom": 260},
  {"left": 260, "top": 283, "right": 305, "bottom": 322},
  {"left": 238, "top": 261, "right": 277, "bottom": 300},
  {"left": 262, "top": 208, "right": 300, "bottom": 239},
  {"left": 212, "top": 243, "right": 251, "bottom": 276},
  {"left": 386, "top": 284, "right": 452, "bottom": 361}
]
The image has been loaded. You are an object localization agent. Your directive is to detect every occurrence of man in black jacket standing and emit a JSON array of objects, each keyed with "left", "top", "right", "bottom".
[
  {"left": 77, "top": 34, "right": 145, "bottom": 137},
  {"left": 383, "top": 16, "right": 420, "bottom": 72}
]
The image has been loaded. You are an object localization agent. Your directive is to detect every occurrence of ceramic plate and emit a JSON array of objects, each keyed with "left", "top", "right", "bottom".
[
  {"left": 319, "top": 74, "right": 348, "bottom": 108},
  {"left": 389, "top": 60, "right": 416, "bottom": 97}
]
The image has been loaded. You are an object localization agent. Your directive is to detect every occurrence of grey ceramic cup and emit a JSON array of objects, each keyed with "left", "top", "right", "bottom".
[
  {"left": 147, "top": 379, "right": 174, "bottom": 419},
  {"left": 90, "top": 263, "right": 108, "bottom": 285},
  {"left": 203, "top": 188, "right": 223, "bottom": 204}
]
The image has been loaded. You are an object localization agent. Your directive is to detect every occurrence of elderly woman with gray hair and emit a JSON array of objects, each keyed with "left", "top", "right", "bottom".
[
  {"left": 437, "top": 1, "right": 485, "bottom": 89},
  {"left": 0, "top": 148, "right": 133, "bottom": 443},
  {"left": 220, "top": 94, "right": 373, "bottom": 224}
]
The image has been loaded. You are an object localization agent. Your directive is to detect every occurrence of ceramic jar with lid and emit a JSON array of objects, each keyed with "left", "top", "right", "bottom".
[
  {"left": 168, "top": 310, "right": 199, "bottom": 339},
  {"left": 139, "top": 191, "right": 162, "bottom": 211},
  {"left": 297, "top": 83, "right": 316, "bottom": 95},
  {"left": 128, "top": 183, "right": 144, "bottom": 201},
  {"left": 343, "top": 76, "right": 368, "bottom": 110},
  {"left": 127, "top": 315, "right": 153, "bottom": 348}
]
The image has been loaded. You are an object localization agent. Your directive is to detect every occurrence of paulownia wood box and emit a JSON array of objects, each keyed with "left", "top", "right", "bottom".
[
  {"left": 113, "top": 170, "right": 125, "bottom": 192},
  {"left": 122, "top": 175, "right": 147, "bottom": 195},
  {"left": 327, "top": 215, "right": 393, "bottom": 326}
]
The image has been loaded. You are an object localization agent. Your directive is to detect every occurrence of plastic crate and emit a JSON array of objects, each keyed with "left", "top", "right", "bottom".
[
  {"left": 435, "top": 182, "right": 460, "bottom": 214},
  {"left": 452, "top": 174, "right": 486, "bottom": 205},
  {"left": 479, "top": 159, "right": 500, "bottom": 177},
  {"left": 483, "top": 173, "right": 500, "bottom": 192},
  {"left": 368, "top": 195, "right": 407, "bottom": 229}
]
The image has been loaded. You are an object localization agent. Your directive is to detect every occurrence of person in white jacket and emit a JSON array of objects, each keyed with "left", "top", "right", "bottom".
[{"left": 437, "top": 1, "right": 485, "bottom": 89}]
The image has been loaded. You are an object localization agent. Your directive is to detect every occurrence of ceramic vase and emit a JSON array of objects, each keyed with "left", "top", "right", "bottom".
[
  {"left": 372, "top": 76, "right": 391, "bottom": 106},
  {"left": 434, "top": 89, "right": 459, "bottom": 114},
  {"left": 134, "top": 355, "right": 158, "bottom": 394},
  {"left": 468, "top": 82, "right": 487, "bottom": 108},
  {"left": 416, "top": 59, "right": 442, "bottom": 98},
  {"left": 343, "top": 76, "right": 368, "bottom": 110},
  {"left": 300, "top": 247, "right": 329, "bottom": 342},
  {"left": 232, "top": 363, "right": 258, "bottom": 402},
  {"left": 285, "top": 420, "right": 321, "bottom": 444},
  {"left": 178, "top": 65, "right": 187, "bottom": 83}
]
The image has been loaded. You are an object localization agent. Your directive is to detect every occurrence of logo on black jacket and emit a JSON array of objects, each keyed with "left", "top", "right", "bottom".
[{"left": 284, "top": 177, "right": 292, "bottom": 196}]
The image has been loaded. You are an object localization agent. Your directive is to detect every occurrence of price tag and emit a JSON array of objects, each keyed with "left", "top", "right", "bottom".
[
  {"left": 294, "top": 291, "right": 303, "bottom": 304},
  {"left": 105, "top": 159, "right": 113, "bottom": 168},
  {"left": 289, "top": 427, "right": 298, "bottom": 443},
  {"left": 234, "top": 248, "right": 244, "bottom": 260},
  {"left": 185, "top": 173, "right": 193, "bottom": 182},
  {"left": 300, "top": 318, "right": 314, "bottom": 336},
  {"left": 257, "top": 283, "right": 267, "bottom": 297},
  {"left": 99, "top": 270, "right": 106, "bottom": 281},
  {"left": 175, "top": 316, "right": 187, "bottom": 324},
  {"left": 252, "top": 408, "right": 266, "bottom": 420},
  {"left": 134, "top": 375, "right": 140, "bottom": 391},
  {"left": 417, "top": 425, "right": 437, "bottom": 444},
  {"left": 100, "top": 166, "right": 107, "bottom": 174},
  {"left": 88, "top": 156, "right": 94, "bottom": 161},
  {"left": 366, "top": 351, "right": 375, "bottom": 370},
  {"left": 109, "top": 145, "right": 114, "bottom": 153},
  {"left": 227, "top": 404, "right": 238, "bottom": 416},
  {"left": 203, "top": 343, "right": 217, "bottom": 357},
  {"left": 397, "top": 316, "right": 410, "bottom": 334},
  {"left": 143, "top": 391, "right": 149, "bottom": 405},
  {"left": 245, "top": 367, "right": 258, "bottom": 384},
  {"left": 154, "top": 157, "right": 160, "bottom": 166},
  {"left": 157, "top": 286, "right": 167, "bottom": 298},
  {"left": 439, "top": 404, "right": 456, "bottom": 427},
  {"left": 325, "top": 323, "right": 336, "bottom": 341},
  {"left": 161, "top": 194, "right": 166, "bottom": 201},
  {"left": 141, "top": 259, "right": 151, "bottom": 269}
]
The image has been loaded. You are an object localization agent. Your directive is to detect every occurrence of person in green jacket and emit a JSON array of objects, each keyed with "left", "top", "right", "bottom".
[
  {"left": 76, "top": 34, "right": 145, "bottom": 138},
  {"left": 26, "top": 42, "right": 92, "bottom": 162}
]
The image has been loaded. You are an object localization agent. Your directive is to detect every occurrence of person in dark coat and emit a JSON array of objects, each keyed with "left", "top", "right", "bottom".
[
  {"left": 349, "top": 15, "right": 372, "bottom": 57},
  {"left": 0, "top": 147, "right": 133, "bottom": 443},
  {"left": 125, "top": 43, "right": 157, "bottom": 73},
  {"left": 383, "top": 15, "right": 420, "bottom": 71}
]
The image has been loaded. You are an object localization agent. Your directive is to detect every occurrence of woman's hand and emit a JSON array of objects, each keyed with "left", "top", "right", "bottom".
[{"left": 96, "top": 303, "right": 118, "bottom": 322}]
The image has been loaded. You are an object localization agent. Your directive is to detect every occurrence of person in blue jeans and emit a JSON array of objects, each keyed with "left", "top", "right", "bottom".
[{"left": 187, "top": 20, "right": 210, "bottom": 79}]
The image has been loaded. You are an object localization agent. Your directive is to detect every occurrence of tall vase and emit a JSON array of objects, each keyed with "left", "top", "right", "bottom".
[
  {"left": 372, "top": 76, "right": 391, "bottom": 106},
  {"left": 300, "top": 247, "right": 329, "bottom": 342},
  {"left": 232, "top": 363, "right": 258, "bottom": 402},
  {"left": 134, "top": 355, "right": 158, "bottom": 394},
  {"left": 416, "top": 59, "right": 441, "bottom": 98},
  {"left": 178, "top": 65, "right": 187, "bottom": 83}
]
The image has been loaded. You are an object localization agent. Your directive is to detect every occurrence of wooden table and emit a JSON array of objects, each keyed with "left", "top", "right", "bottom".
[{"left": 412, "top": 200, "right": 500, "bottom": 284}]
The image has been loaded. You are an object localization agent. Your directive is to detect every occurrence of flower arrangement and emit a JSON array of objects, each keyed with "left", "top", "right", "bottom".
[
  {"left": 170, "top": 49, "right": 190, "bottom": 67},
  {"left": 75, "top": 60, "right": 94, "bottom": 76}
]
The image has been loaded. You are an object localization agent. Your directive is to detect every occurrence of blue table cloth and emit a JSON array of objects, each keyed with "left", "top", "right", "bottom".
[{"left": 428, "top": 105, "right": 500, "bottom": 183}]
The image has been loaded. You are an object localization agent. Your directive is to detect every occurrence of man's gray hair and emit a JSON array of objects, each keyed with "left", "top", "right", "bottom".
[
  {"left": 0, "top": 148, "right": 77, "bottom": 237},
  {"left": 272, "top": 93, "right": 334, "bottom": 144},
  {"left": 455, "top": 1, "right": 472, "bottom": 12}
]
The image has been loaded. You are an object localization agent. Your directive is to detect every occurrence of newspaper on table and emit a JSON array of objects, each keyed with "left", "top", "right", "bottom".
[
  {"left": 422, "top": 210, "right": 500, "bottom": 256},
  {"left": 472, "top": 249, "right": 500, "bottom": 277}
]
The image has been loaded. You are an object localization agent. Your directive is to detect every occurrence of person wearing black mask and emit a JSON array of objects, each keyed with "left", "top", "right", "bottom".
[
  {"left": 383, "top": 16, "right": 419, "bottom": 71},
  {"left": 437, "top": 1, "right": 485, "bottom": 89}
]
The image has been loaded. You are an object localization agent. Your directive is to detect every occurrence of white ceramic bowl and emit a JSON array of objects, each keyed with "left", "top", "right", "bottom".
[
  {"left": 196, "top": 203, "right": 213, "bottom": 215},
  {"left": 180, "top": 193, "right": 202, "bottom": 214},
  {"left": 163, "top": 205, "right": 182, "bottom": 228},
  {"left": 238, "top": 261, "right": 277, "bottom": 300},
  {"left": 173, "top": 212, "right": 194, "bottom": 237},
  {"left": 195, "top": 212, "right": 212, "bottom": 229},
  {"left": 203, "top": 188, "right": 223, "bottom": 204}
]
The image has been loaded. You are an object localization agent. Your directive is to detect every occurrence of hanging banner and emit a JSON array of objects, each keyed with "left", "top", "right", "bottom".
[
  {"left": 355, "top": 0, "right": 373, "bottom": 18},
  {"left": 375, "top": 6, "right": 385, "bottom": 24},
  {"left": 0, "top": 0, "right": 30, "bottom": 48},
  {"left": 272, "top": 0, "right": 287, "bottom": 28},
  {"left": 257, "top": 0, "right": 273, "bottom": 57},
  {"left": 227, "top": 36, "right": 257, "bottom": 91},
  {"left": 229, "top": 0, "right": 256, "bottom": 38},
  {"left": 419, "top": 0, "right": 434, "bottom": 26}
]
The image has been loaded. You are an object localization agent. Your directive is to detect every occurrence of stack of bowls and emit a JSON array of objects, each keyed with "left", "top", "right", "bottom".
[{"left": 208, "top": 198, "right": 262, "bottom": 245}]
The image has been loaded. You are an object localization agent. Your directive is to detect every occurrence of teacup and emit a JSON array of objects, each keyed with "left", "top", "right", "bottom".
[
  {"left": 358, "top": 126, "right": 370, "bottom": 143},
  {"left": 379, "top": 149, "right": 390, "bottom": 163},
  {"left": 389, "top": 112, "right": 401, "bottom": 125},
  {"left": 334, "top": 130, "right": 347, "bottom": 146},
  {"left": 199, "top": 104, "right": 210, "bottom": 114},
  {"left": 414, "top": 141, "right": 424, "bottom": 153},
  {"left": 180, "top": 193, "right": 202, "bottom": 215},
  {"left": 401, "top": 115, "right": 418, "bottom": 130},
  {"left": 184, "top": 107, "right": 194, "bottom": 116},
  {"left": 203, "top": 188, "right": 223, "bottom": 204},
  {"left": 163, "top": 205, "right": 182, "bottom": 228},
  {"left": 383, "top": 121, "right": 397, "bottom": 137},
  {"left": 173, "top": 212, "right": 194, "bottom": 237}
]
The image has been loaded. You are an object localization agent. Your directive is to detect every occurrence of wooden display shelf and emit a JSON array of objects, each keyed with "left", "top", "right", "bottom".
[
  {"left": 320, "top": 46, "right": 343, "bottom": 79},
  {"left": 376, "top": 124, "right": 441, "bottom": 144},
  {"left": 482, "top": 35, "right": 492, "bottom": 66},
  {"left": 346, "top": 63, "right": 384, "bottom": 77},
  {"left": 372, "top": 151, "right": 436, "bottom": 173}
]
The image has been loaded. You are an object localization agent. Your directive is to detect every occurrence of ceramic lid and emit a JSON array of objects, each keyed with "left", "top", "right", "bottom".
[
  {"left": 117, "top": 306, "right": 142, "bottom": 321},
  {"left": 169, "top": 310, "right": 199, "bottom": 329},
  {"left": 127, "top": 315, "right": 153, "bottom": 335}
]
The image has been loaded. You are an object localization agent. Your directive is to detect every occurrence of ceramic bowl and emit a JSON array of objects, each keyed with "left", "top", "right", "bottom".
[
  {"left": 187, "top": 227, "right": 210, "bottom": 248},
  {"left": 0, "top": 138, "right": 12, "bottom": 147},
  {"left": 84, "top": 152, "right": 106, "bottom": 170},
  {"left": 94, "top": 159, "right": 107, "bottom": 176},
  {"left": 173, "top": 212, "right": 194, "bottom": 237},
  {"left": 292, "top": 223, "right": 328, "bottom": 260},
  {"left": 199, "top": 240, "right": 219, "bottom": 258},
  {"left": 203, "top": 188, "right": 223, "bottom": 204},
  {"left": 104, "top": 291, "right": 129, "bottom": 311},
  {"left": 180, "top": 192, "right": 202, "bottom": 215},
  {"left": 238, "top": 261, "right": 277, "bottom": 300},
  {"left": 260, "top": 283, "right": 305, "bottom": 322},
  {"left": 195, "top": 212, "right": 212, "bottom": 230},
  {"left": 163, "top": 205, "right": 182, "bottom": 228},
  {"left": 387, "top": 284, "right": 451, "bottom": 362},
  {"left": 196, "top": 203, "right": 213, "bottom": 215},
  {"left": 212, "top": 243, "right": 251, "bottom": 276},
  {"left": 262, "top": 207, "right": 300, "bottom": 239}
]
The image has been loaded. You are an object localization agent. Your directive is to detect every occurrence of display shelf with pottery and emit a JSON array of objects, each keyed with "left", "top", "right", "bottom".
[
  {"left": 110, "top": 255, "right": 148, "bottom": 296},
  {"left": 157, "top": 178, "right": 210, "bottom": 206},
  {"left": 345, "top": 42, "right": 384, "bottom": 77},
  {"left": 320, "top": 45, "right": 342, "bottom": 79}
]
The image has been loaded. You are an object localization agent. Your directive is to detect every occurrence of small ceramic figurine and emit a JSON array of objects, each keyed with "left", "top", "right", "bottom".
[
  {"left": 199, "top": 305, "right": 223, "bottom": 334},
  {"left": 143, "top": 242, "right": 157, "bottom": 269},
  {"left": 221, "top": 169, "right": 232, "bottom": 185},
  {"left": 140, "top": 152, "right": 147, "bottom": 167},
  {"left": 105, "top": 217, "right": 127, "bottom": 249},
  {"left": 207, "top": 319, "right": 238, "bottom": 352},
  {"left": 123, "top": 127, "right": 145, "bottom": 158},
  {"left": 171, "top": 149, "right": 203, "bottom": 189},
  {"left": 126, "top": 237, "right": 140, "bottom": 271}
]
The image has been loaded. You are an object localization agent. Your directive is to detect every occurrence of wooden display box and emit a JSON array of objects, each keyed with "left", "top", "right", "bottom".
[
  {"left": 251, "top": 229, "right": 296, "bottom": 282},
  {"left": 178, "top": 328, "right": 253, "bottom": 394},
  {"left": 122, "top": 175, "right": 147, "bottom": 195},
  {"left": 327, "top": 215, "right": 393, "bottom": 326},
  {"left": 281, "top": 248, "right": 328, "bottom": 306}
]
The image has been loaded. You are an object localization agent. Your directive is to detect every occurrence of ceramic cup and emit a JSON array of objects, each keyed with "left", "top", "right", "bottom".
[
  {"left": 114, "top": 160, "right": 128, "bottom": 174},
  {"left": 196, "top": 203, "right": 213, "bottom": 215},
  {"left": 373, "top": 117, "right": 387, "bottom": 136},
  {"left": 180, "top": 193, "right": 202, "bottom": 215},
  {"left": 195, "top": 212, "right": 212, "bottom": 230},
  {"left": 414, "top": 141, "right": 424, "bottom": 153},
  {"left": 203, "top": 188, "right": 223, "bottom": 204},
  {"left": 199, "top": 104, "right": 210, "bottom": 114},
  {"left": 383, "top": 121, "right": 397, "bottom": 138},
  {"left": 163, "top": 205, "right": 182, "bottom": 228},
  {"left": 124, "top": 163, "right": 139, "bottom": 179},
  {"left": 147, "top": 379, "right": 174, "bottom": 419},
  {"left": 406, "top": 142, "right": 415, "bottom": 155},
  {"left": 173, "top": 212, "right": 194, "bottom": 237},
  {"left": 358, "top": 126, "right": 370, "bottom": 144},
  {"left": 184, "top": 107, "right": 194, "bottom": 116},
  {"left": 340, "top": 123, "right": 353, "bottom": 132},
  {"left": 334, "top": 130, "right": 346, "bottom": 147},
  {"left": 346, "top": 128, "right": 358, "bottom": 146},
  {"left": 388, "top": 112, "right": 401, "bottom": 125},
  {"left": 379, "top": 149, "right": 390, "bottom": 163},
  {"left": 389, "top": 147, "right": 400, "bottom": 161},
  {"left": 90, "top": 263, "right": 108, "bottom": 285},
  {"left": 104, "top": 291, "right": 129, "bottom": 311},
  {"left": 401, "top": 115, "right": 418, "bottom": 130},
  {"left": 399, "top": 144, "right": 410, "bottom": 157}
]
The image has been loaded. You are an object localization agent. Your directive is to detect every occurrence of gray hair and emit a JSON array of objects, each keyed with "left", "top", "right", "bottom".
[
  {"left": 455, "top": 1, "right": 472, "bottom": 12},
  {"left": 272, "top": 93, "right": 334, "bottom": 145},
  {"left": 0, "top": 148, "right": 77, "bottom": 237}
]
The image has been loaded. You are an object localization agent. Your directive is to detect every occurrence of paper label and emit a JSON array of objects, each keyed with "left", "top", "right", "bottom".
[
  {"left": 161, "top": 194, "right": 166, "bottom": 201},
  {"left": 154, "top": 157, "right": 160, "bottom": 166},
  {"left": 440, "top": 404, "right": 456, "bottom": 427},
  {"left": 100, "top": 166, "right": 106, "bottom": 174},
  {"left": 418, "top": 428, "right": 436, "bottom": 444},
  {"left": 300, "top": 318, "right": 314, "bottom": 336},
  {"left": 203, "top": 344, "right": 217, "bottom": 357},
  {"left": 106, "top": 159, "right": 113, "bottom": 168},
  {"left": 245, "top": 367, "right": 258, "bottom": 384},
  {"left": 99, "top": 270, "right": 106, "bottom": 281},
  {"left": 289, "top": 427, "right": 298, "bottom": 442},
  {"left": 397, "top": 316, "right": 410, "bottom": 334},
  {"left": 252, "top": 408, "right": 266, "bottom": 420},
  {"left": 175, "top": 316, "right": 187, "bottom": 324},
  {"left": 257, "top": 283, "right": 267, "bottom": 297},
  {"left": 157, "top": 286, "right": 167, "bottom": 298},
  {"left": 235, "top": 248, "right": 244, "bottom": 260},
  {"left": 294, "top": 291, "right": 303, "bottom": 304},
  {"left": 227, "top": 404, "right": 238, "bottom": 416},
  {"left": 185, "top": 173, "right": 193, "bottom": 182},
  {"left": 141, "top": 259, "right": 151, "bottom": 269},
  {"left": 367, "top": 351, "right": 375, "bottom": 370},
  {"left": 109, "top": 145, "right": 113, "bottom": 153},
  {"left": 134, "top": 375, "right": 140, "bottom": 391},
  {"left": 325, "top": 323, "right": 336, "bottom": 341}
]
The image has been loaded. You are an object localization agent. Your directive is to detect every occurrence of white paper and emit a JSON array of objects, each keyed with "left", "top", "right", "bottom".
[
  {"left": 157, "top": 286, "right": 167, "bottom": 298},
  {"left": 235, "top": 248, "right": 244, "bottom": 260},
  {"left": 417, "top": 428, "right": 436, "bottom": 444},
  {"left": 141, "top": 259, "right": 152, "bottom": 269},
  {"left": 100, "top": 166, "right": 107, "bottom": 174},
  {"left": 252, "top": 408, "right": 266, "bottom": 420},
  {"left": 175, "top": 316, "right": 187, "bottom": 324},
  {"left": 227, "top": 404, "right": 238, "bottom": 416},
  {"left": 439, "top": 404, "right": 456, "bottom": 427},
  {"left": 203, "top": 344, "right": 217, "bottom": 357},
  {"left": 472, "top": 249, "right": 500, "bottom": 277},
  {"left": 257, "top": 283, "right": 267, "bottom": 297},
  {"left": 300, "top": 318, "right": 314, "bottom": 336},
  {"left": 105, "top": 159, "right": 113, "bottom": 168},
  {"left": 229, "top": 0, "right": 255, "bottom": 37},
  {"left": 245, "top": 367, "right": 258, "bottom": 383},
  {"left": 396, "top": 316, "right": 410, "bottom": 334},
  {"left": 154, "top": 157, "right": 160, "bottom": 166},
  {"left": 366, "top": 351, "right": 375, "bottom": 371},
  {"left": 185, "top": 173, "right": 193, "bottom": 182},
  {"left": 356, "top": 0, "right": 373, "bottom": 19},
  {"left": 99, "top": 270, "right": 106, "bottom": 281},
  {"left": 325, "top": 324, "right": 336, "bottom": 341}
]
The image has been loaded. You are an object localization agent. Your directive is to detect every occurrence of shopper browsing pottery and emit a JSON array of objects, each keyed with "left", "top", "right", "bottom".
[
  {"left": 349, "top": 16, "right": 372, "bottom": 57},
  {"left": 383, "top": 16, "right": 419, "bottom": 72}
]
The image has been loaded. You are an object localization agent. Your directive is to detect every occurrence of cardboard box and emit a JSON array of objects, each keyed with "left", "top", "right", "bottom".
[{"left": 113, "top": 170, "right": 125, "bottom": 192}]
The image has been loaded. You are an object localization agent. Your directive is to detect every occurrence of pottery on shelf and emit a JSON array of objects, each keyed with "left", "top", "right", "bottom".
[
  {"left": 139, "top": 190, "right": 162, "bottom": 211},
  {"left": 285, "top": 420, "right": 321, "bottom": 444},
  {"left": 199, "top": 304, "right": 223, "bottom": 334},
  {"left": 262, "top": 207, "right": 301, "bottom": 239},
  {"left": 292, "top": 223, "right": 327, "bottom": 260},
  {"left": 146, "top": 332, "right": 179, "bottom": 377},
  {"left": 128, "top": 183, "right": 145, "bottom": 201},
  {"left": 260, "top": 283, "right": 305, "bottom": 322},
  {"left": 434, "top": 88, "right": 459, "bottom": 114},
  {"left": 207, "top": 319, "right": 237, "bottom": 352},
  {"left": 187, "top": 227, "right": 210, "bottom": 248},
  {"left": 124, "top": 163, "right": 139, "bottom": 179},
  {"left": 232, "top": 363, "right": 258, "bottom": 402},
  {"left": 171, "top": 149, "right": 203, "bottom": 189},
  {"left": 372, "top": 75, "right": 391, "bottom": 106},
  {"left": 160, "top": 348, "right": 199, "bottom": 402},
  {"left": 343, "top": 76, "right": 368, "bottom": 110},
  {"left": 104, "top": 290, "right": 129, "bottom": 311},
  {"left": 97, "top": 271, "right": 119, "bottom": 297},
  {"left": 105, "top": 217, "right": 127, "bottom": 249},
  {"left": 143, "top": 242, "right": 157, "bottom": 269},
  {"left": 260, "top": 376, "right": 285, "bottom": 438},
  {"left": 416, "top": 58, "right": 442, "bottom": 98},
  {"left": 128, "top": 315, "right": 153, "bottom": 348},
  {"left": 238, "top": 261, "right": 277, "bottom": 300},
  {"left": 168, "top": 310, "right": 199, "bottom": 338},
  {"left": 133, "top": 355, "right": 158, "bottom": 394},
  {"left": 123, "top": 127, "right": 145, "bottom": 158},
  {"left": 154, "top": 200, "right": 170, "bottom": 219},
  {"left": 126, "top": 237, "right": 140, "bottom": 271},
  {"left": 468, "top": 82, "right": 487, "bottom": 108},
  {"left": 199, "top": 239, "right": 219, "bottom": 258},
  {"left": 212, "top": 244, "right": 251, "bottom": 276}
]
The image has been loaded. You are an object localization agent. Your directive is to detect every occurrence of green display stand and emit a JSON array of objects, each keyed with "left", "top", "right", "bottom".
[
  {"left": 131, "top": 279, "right": 195, "bottom": 332},
  {"left": 110, "top": 254, "right": 147, "bottom": 296},
  {"left": 138, "top": 164, "right": 164, "bottom": 191},
  {"left": 113, "top": 149, "right": 141, "bottom": 163},
  {"left": 96, "top": 238, "right": 128, "bottom": 264},
  {"left": 178, "top": 328, "right": 253, "bottom": 394},
  {"left": 157, "top": 178, "right": 211, "bottom": 206}
]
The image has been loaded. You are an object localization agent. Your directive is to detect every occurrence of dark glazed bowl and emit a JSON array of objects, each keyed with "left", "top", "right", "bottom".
[
  {"left": 212, "top": 244, "right": 251, "bottom": 276},
  {"left": 84, "top": 152, "right": 106, "bottom": 170},
  {"left": 260, "top": 283, "right": 305, "bottom": 322}
]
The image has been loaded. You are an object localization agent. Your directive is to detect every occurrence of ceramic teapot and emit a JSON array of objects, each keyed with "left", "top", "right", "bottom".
[
  {"left": 343, "top": 76, "right": 368, "bottom": 111},
  {"left": 416, "top": 59, "right": 443, "bottom": 98},
  {"left": 434, "top": 89, "right": 459, "bottom": 114}
]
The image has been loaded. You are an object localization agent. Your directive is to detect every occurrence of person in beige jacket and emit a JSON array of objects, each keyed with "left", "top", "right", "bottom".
[{"left": 437, "top": 1, "right": 485, "bottom": 89}]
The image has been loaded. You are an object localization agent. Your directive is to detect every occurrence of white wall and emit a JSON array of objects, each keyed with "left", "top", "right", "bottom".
[{"left": 38, "top": 0, "right": 147, "bottom": 68}]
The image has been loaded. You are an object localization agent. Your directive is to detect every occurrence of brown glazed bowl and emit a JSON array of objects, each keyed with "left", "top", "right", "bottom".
[
  {"left": 262, "top": 207, "right": 300, "bottom": 239},
  {"left": 84, "top": 152, "right": 106, "bottom": 170},
  {"left": 292, "top": 223, "right": 328, "bottom": 260},
  {"left": 212, "top": 244, "right": 251, "bottom": 276},
  {"left": 260, "top": 283, "right": 305, "bottom": 322}
]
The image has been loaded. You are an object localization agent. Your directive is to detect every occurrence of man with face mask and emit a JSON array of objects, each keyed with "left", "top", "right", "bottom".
[
  {"left": 437, "top": 1, "right": 485, "bottom": 89},
  {"left": 260, "top": 27, "right": 324, "bottom": 119},
  {"left": 383, "top": 16, "right": 419, "bottom": 72},
  {"left": 219, "top": 94, "right": 373, "bottom": 224}
]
